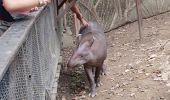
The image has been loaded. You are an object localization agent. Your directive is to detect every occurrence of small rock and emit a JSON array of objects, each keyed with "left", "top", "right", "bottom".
[
  {"left": 129, "top": 78, "right": 135, "bottom": 81},
  {"left": 146, "top": 64, "right": 153, "bottom": 67},
  {"left": 138, "top": 69, "right": 144, "bottom": 74},
  {"left": 122, "top": 29, "right": 126, "bottom": 32},
  {"left": 166, "top": 83, "right": 170, "bottom": 87},
  {"left": 124, "top": 43, "right": 130, "bottom": 46},
  {"left": 62, "top": 96, "right": 67, "bottom": 100},
  {"left": 110, "top": 87, "right": 115, "bottom": 91},
  {"left": 115, "top": 84, "right": 120, "bottom": 88},
  {"left": 71, "top": 97, "right": 78, "bottom": 100},
  {"left": 109, "top": 58, "right": 117, "bottom": 62},
  {"left": 162, "top": 73, "right": 169, "bottom": 81},
  {"left": 139, "top": 89, "right": 145, "bottom": 92},
  {"left": 80, "top": 91, "right": 86, "bottom": 95},
  {"left": 122, "top": 82, "right": 129, "bottom": 86},
  {"left": 153, "top": 77, "right": 162, "bottom": 81},
  {"left": 112, "top": 43, "right": 115, "bottom": 46},
  {"left": 160, "top": 96, "right": 165, "bottom": 99},
  {"left": 78, "top": 95, "right": 86, "bottom": 99},
  {"left": 167, "top": 90, "right": 170, "bottom": 93},
  {"left": 122, "top": 72, "right": 126, "bottom": 75},
  {"left": 136, "top": 60, "right": 142, "bottom": 64},
  {"left": 163, "top": 41, "right": 170, "bottom": 55},
  {"left": 130, "top": 93, "right": 135, "bottom": 97},
  {"left": 117, "top": 93, "right": 123, "bottom": 97},
  {"left": 110, "top": 78, "right": 115, "bottom": 81},
  {"left": 125, "top": 69, "right": 130, "bottom": 73},
  {"left": 105, "top": 97, "right": 111, "bottom": 99},
  {"left": 157, "top": 74, "right": 162, "bottom": 77},
  {"left": 100, "top": 90, "right": 108, "bottom": 93},
  {"left": 145, "top": 73, "right": 150, "bottom": 76},
  {"left": 117, "top": 52, "right": 122, "bottom": 57},
  {"left": 124, "top": 63, "right": 128, "bottom": 67},
  {"left": 153, "top": 70, "right": 161, "bottom": 74},
  {"left": 140, "top": 44, "right": 145, "bottom": 47},
  {"left": 128, "top": 63, "right": 133, "bottom": 67},
  {"left": 131, "top": 49, "right": 136, "bottom": 52},
  {"left": 149, "top": 54, "right": 157, "bottom": 59}
]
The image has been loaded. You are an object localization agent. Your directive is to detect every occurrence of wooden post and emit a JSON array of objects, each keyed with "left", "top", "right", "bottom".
[
  {"left": 63, "top": 4, "right": 67, "bottom": 31},
  {"left": 56, "top": 0, "right": 77, "bottom": 20},
  {"left": 135, "top": 0, "right": 143, "bottom": 41},
  {"left": 74, "top": 14, "right": 80, "bottom": 37}
]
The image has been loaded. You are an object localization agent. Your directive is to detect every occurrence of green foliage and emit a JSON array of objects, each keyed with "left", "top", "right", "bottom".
[{"left": 93, "top": 0, "right": 98, "bottom": 5}]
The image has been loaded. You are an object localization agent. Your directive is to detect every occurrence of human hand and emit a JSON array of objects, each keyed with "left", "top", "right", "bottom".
[
  {"left": 38, "top": 0, "right": 51, "bottom": 6},
  {"left": 76, "top": 14, "right": 89, "bottom": 26},
  {"left": 30, "top": 6, "right": 39, "bottom": 12}
]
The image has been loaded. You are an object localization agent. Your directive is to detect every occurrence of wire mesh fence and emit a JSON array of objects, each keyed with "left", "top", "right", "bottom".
[
  {"left": 1, "top": 0, "right": 170, "bottom": 99},
  {"left": 0, "top": 2, "right": 62, "bottom": 100},
  {"left": 66, "top": 0, "right": 170, "bottom": 33}
]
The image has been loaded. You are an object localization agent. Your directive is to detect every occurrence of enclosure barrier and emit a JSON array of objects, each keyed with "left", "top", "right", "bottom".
[
  {"left": 0, "top": 2, "right": 63, "bottom": 100},
  {"left": 66, "top": 0, "right": 170, "bottom": 33}
]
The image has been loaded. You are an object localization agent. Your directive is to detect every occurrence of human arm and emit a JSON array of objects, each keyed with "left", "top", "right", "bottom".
[
  {"left": 71, "top": 3, "right": 88, "bottom": 26},
  {"left": 2, "top": 0, "right": 50, "bottom": 12}
]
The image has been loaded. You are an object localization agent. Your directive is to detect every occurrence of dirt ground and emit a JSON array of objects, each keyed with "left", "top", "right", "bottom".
[{"left": 57, "top": 12, "right": 170, "bottom": 100}]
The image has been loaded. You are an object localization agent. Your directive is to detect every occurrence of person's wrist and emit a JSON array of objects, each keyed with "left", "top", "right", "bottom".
[
  {"left": 37, "top": 0, "right": 49, "bottom": 7},
  {"left": 38, "top": 0, "right": 43, "bottom": 7}
]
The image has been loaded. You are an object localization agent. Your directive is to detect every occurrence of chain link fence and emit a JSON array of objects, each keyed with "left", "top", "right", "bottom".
[
  {"left": 0, "top": 1, "right": 63, "bottom": 100},
  {"left": 66, "top": 0, "right": 170, "bottom": 33},
  {"left": 1, "top": 0, "right": 170, "bottom": 99}
]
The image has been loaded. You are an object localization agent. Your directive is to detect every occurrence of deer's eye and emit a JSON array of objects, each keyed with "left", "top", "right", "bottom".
[{"left": 79, "top": 55, "right": 83, "bottom": 58}]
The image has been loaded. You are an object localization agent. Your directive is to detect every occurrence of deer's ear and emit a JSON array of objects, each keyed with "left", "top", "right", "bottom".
[
  {"left": 76, "top": 34, "right": 83, "bottom": 48},
  {"left": 88, "top": 36, "right": 94, "bottom": 47}
]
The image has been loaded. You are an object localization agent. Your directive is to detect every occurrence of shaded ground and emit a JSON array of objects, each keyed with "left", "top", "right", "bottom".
[{"left": 57, "top": 12, "right": 170, "bottom": 100}]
